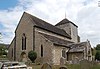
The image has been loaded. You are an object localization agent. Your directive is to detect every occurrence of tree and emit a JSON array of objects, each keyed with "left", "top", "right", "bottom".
[
  {"left": 28, "top": 51, "right": 37, "bottom": 63},
  {"left": 92, "top": 47, "right": 96, "bottom": 56},
  {"left": 96, "top": 44, "right": 100, "bottom": 50},
  {"left": 95, "top": 51, "right": 100, "bottom": 61},
  {"left": 0, "top": 44, "right": 8, "bottom": 55},
  {"left": 95, "top": 44, "right": 100, "bottom": 61}
]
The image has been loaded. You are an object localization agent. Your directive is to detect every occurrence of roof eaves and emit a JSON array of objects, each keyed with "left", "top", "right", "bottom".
[
  {"left": 9, "top": 37, "right": 15, "bottom": 49},
  {"left": 34, "top": 26, "right": 71, "bottom": 39},
  {"left": 68, "top": 51, "right": 84, "bottom": 53},
  {"left": 15, "top": 12, "right": 26, "bottom": 33},
  {"left": 53, "top": 43, "right": 70, "bottom": 48}
]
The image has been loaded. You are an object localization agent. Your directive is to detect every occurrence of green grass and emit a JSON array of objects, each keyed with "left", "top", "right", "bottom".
[
  {"left": 28, "top": 64, "right": 60, "bottom": 69},
  {"left": 67, "top": 64, "right": 80, "bottom": 69},
  {"left": 32, "top": 65, "right": 41, "bottom": 69},
  {"left": 92, "top": 64, "right": 100, "bottom": 69},
  {"left": 27, "top": 64, "right": 41, "bottom": 69},
  {"left": 28, "top": 63, "right": 100, "bottom": 69},
  {"left": 52, "top": 65, "right": 60, "bottom": 69}
]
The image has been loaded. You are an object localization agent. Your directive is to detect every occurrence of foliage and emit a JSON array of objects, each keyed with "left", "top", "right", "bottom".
[
  {"left": 0, "top": 33, "right": 8, "bottom": 57},
  {"left": 0, "top": 44, "right": 8, "bottom": 56},
  {"left": 96, "top": 44, "right": 100, "bottom": 50},
  {"left": 95, "top": 51, "right": 100, "bottom": 61},
  {"left": 28, "top": 51, "right": 37, "bottom": 63},
  {"left": 28, "top": 64, "right": 100, "bottom": 69},
  {"left": 95, "top": 44, "right": 100, "bottom": 61},
  {"left": 92, "top": 47, "right": 96, "bottom": 56}
]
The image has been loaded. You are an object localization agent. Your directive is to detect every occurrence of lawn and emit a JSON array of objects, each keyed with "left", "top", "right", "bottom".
[
  {"left": 29, "top": 65, "right": 60, "bottom": 69},
  {"left": 91, "top": 64, "right": 100, "bottom": 69},
  {"left": 28, "top": 63, "right": 100, "bottom": 69}
]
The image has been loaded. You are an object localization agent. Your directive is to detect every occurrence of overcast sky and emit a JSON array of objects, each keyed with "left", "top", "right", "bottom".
[{"left": 0, "top": 0, "right": 100, "bottom": 47}]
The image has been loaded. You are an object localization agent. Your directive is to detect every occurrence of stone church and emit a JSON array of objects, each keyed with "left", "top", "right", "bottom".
[{"left": 8, "top": 12, "right": 92, "bottom": 65}]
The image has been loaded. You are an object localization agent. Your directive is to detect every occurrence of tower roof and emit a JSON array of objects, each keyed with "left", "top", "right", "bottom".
[{"left": 55, "top": 18, "right": 78, "bottom": 27}]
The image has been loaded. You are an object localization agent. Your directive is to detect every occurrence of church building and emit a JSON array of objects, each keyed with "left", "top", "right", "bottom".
[{"left": 8, "top": 12, "right": 92, "bottom": 65}]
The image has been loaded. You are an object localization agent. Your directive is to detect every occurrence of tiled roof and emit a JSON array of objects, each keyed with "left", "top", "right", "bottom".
[
  {"left": 69, "top": 42, "right": 87, "bottom": 47},
  {"left": 55, "top": 18, "right": 70, "bottom": 26},
  {"left": 55, "top": 18, "right": 78, "bottom": 27},
  {"left": 68, "top": 42, "right": 88, "bottom": 52},
  {"left": 40, "top": 33, "right": 73, "bottom": 48},
  {"left": 69, "top": 47, "right": 84, "bottom": 53},
  {"left": 25, "top": 12, "right": 71, "bottom": 39}
]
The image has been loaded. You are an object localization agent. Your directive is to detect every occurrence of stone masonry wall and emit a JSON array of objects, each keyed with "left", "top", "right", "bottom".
[
  {"left": 68, "top": 52, "right": 84, "bottom": 61},
  {"left": 15, "top": 13, "right": 34, "bottom": 61},
  {"left": 8, "top": 38, "right": 15, "bottom": 61},
  {"left": 56, "top": 23, "right": 78, "bottom": 43},
  {"left": 35, "top": 30, "right": 54, "bottom": 64},
  {"left": 56, "top": 23, "right": 71, "bottom": 36},
  {"left": 53, "top": 45, "right": 67, "bottom": 65},
  {"left": 70, "top": 23, "right": 78, "bottom": 43}
]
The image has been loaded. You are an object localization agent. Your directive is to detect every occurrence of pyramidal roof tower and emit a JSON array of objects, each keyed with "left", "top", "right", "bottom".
[
  {"left": 55, "top": 18, "right": 79, "bottom": 43},
  {"left": 55, "top": 18, "right": 78, "bottom": 27}
]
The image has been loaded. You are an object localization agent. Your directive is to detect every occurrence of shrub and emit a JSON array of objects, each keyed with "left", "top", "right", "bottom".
[
  {"left": 28, "top": 51, "right": 37, "bottom": 63},
  {"left": 95, "top": 51, "right": 100, "bottom": 61},
  {"left": 96, "top": 44, "right": 100, "bottom": 50}
]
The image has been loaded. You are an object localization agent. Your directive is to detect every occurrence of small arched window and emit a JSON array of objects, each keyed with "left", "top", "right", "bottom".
[
  {"left": 22, "top": 33, "right": 26, "bottom": 50},
  {"left": 62, "top": 48, "right": 66, "bottom": 58},
  {"left": 12, "top": 48, "right": 13, "bottom": 57},
  {"left": 41, "top": 45, "right": 43, "bottom": 57}
]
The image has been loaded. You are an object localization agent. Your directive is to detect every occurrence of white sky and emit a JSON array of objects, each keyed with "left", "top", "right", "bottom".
[{"left": 0, "top": 0, "right": 100, "bottom": 47}]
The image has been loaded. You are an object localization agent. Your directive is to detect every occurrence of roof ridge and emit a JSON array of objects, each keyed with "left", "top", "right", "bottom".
[
  {"left": 25, "top": 12, "right": 54, "bottom": 26},
  {"left": 25, "top": 12, "right": 71, "bottom": 39},
  {"left": 55, "top": 18, "right": 70, "bottom": 26},
  {"left": 55, "top": 18, "right": 78, "bottom": 27}
]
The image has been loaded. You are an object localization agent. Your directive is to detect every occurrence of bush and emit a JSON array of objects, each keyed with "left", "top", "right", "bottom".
[
  {"left": 96, "top": 44, "right": 100, "bottom": 50},
  {"left": 28, "top": 51, "right": 37, "bottom": 63},
  {"left": 95, "top": 51, "right": 100, "bottom": 61}
]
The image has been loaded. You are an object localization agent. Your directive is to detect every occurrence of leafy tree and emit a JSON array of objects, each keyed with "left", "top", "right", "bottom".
[
  {"left": 92, "top": 47, "right": 96, "bottom": 56},
  {"left": 0, "top": 44, "right": 8, "bottom": 56},
  {"left": 95, "top": 51, "right": 100, "bottom": 61},
  {"left": 28, "top": 51, "right": 37, "bottom": 63},
  {"left": 96, "top": 44, "right": 100, "bottom": 50},
  {"left": 95, "top": 44, "right": 100, "bottom": 61}
]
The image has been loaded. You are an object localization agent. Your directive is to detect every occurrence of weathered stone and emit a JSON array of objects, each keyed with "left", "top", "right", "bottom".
[
  {"left": 8, "top": 12, "right": 92, "bottom": 65},
  {"left": 60, "top": 57, "right": 66, "bottom": 65},
  {"left": 72, "top": 57, "right": 79, "bottom": 64},
  {"left": 41, "top": 63, "right": 52, "bottom": 69}
]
